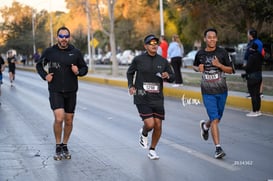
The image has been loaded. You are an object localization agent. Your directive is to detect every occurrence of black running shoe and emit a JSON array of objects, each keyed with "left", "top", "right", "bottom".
[
  {"left": 53, "top": 145, "right": 62, "bottom": 161},
  {"left": 62, "top": 144, "right": 71, "bottom": 159},
  {"left": 200, "top": 120, "right": 209, "bottom": 141},
  {"left": 215, "top": 147, "right": 226, "bottom": 159}
]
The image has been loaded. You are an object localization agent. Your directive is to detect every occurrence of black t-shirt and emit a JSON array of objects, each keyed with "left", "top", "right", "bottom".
[
  {"left": 193, "top": 47, "right": 232, "bottom": 94},
  {"left": 7, "top": 56, "right": 16, "bottom": 70}
]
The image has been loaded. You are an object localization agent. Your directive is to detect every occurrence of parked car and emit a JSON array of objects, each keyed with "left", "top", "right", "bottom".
[
  {"left": 84, "top": 54, "right": 103, "bottom": 64},
  {"left": 117, "top": 50, "right": 135, "bottom": 65},
  {"left": 101, "top": 52, "right": 112, "bottom": 64},
  {"left": 234, "top": 43, "right": 247, "bottom": 69},
  {"left": 182, "top": 50, "right": 198, "bottom": 68}
]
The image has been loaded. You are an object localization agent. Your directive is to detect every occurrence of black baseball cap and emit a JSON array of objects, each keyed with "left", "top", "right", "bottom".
[{"left": 144, "top": 34, "right": 159, "bottom": 44}]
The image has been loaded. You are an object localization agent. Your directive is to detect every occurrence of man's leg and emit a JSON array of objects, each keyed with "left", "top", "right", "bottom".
[
  {"left": 145, "top": 117, "right": 162, "bottom": 160},
  {"left": 53, "top": 108, "right": 65, "bottom": 160},
  {"left": 61, "top": 113, "right": 73, "bottom": 159},
  {"left": 9, "top": 72, "right": 12, "bottom": 83},
  {"left": 150, "top": 118, "right": 162, "bottom": 149},
  {"left": 63, "top": 113, "right": 74, "bottom": 144},
  {"left": 210, "top": 119, "right": 220, "bottom": 146},
  {"left": 211, "top": 119, "right": 225, "bottom": 159},
  {"left": 53, "top": 108, "right": 65, "bottom": 144}
]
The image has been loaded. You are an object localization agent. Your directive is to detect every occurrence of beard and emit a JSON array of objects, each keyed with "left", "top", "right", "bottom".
[{"left": 58, "top": 40, "right": 69, "bottom": 49}]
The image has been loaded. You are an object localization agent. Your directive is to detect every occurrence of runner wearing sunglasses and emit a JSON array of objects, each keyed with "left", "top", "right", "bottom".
[{"left": 36, "top": 26, "right": 88, "bottom": 161}]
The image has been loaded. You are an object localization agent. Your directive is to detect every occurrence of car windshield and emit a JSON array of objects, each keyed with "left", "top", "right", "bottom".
[{"left": 188, "top": 51, "right": 197, "bottom": 57}]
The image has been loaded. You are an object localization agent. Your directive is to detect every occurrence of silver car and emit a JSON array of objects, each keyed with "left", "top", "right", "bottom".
[{"left": 182, "top": 50, "right": 198, "bottom": 68}]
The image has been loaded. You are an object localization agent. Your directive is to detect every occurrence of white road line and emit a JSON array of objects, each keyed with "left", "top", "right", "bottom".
[{"left": 161, "top": 138, "right": 240, "bottom": 171}]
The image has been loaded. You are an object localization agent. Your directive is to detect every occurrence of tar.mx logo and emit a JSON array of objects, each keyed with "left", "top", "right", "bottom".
[{"left": 181, "top": 94, "right": 201, "bottom": 107}]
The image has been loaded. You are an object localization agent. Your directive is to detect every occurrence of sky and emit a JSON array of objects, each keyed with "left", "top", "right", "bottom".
[{"left": 0, "top": 0, "right": 68, "bottom": 12}]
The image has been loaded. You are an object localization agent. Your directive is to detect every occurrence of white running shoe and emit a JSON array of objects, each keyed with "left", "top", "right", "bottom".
[
  {"left": 139, "top": 128, "right": 148, "bottom": 149},
  {"left": 148, "top": 150, "right": 160, "bottom": 160},
  {"left": 246, "top": 111, "right": 262, "bottom": 117}
]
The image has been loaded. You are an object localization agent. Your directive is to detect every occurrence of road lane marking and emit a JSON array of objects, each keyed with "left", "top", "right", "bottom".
[{"left": 161, "top": 138, "right": 240, "bottom": 171}]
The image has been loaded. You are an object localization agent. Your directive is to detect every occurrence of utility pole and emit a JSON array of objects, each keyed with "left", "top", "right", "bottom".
[
  {"left": 86, "top": 0, "right": 94, "bottom": 72},
  {"left": 49, "top": 0, "right": 54, "bottom": 46},
  {"left": 159, "top": 0, "right": 164, "bottom": 36},
  {"left": 32, "top": 9, "right": 36, "bottom": 55}
]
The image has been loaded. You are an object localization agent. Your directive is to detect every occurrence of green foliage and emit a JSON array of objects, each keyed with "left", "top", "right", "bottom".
[
  {"left": 1, "top": 0, "right": 273, "bottom": 55},
  {"left": 0, "top": 2, "right": 50, "bottom": 55},
  {"left": 71, "top": 25, "right": 88, "bottom": 53}
]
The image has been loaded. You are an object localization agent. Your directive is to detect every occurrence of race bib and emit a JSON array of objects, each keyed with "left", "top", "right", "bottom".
[
  {"left": 143, "top": 82, "right": 160, "bottom": 93},
  {"left": 204, "top": 72, "right": 220, "bottom": 81}
]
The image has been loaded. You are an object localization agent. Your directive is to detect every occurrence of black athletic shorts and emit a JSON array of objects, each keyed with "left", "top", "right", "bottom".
[
  {"left": 49, "top": 91, "right": 77, "bottom": 113},
  {"left": 136, "top": 104, "right": 165, "bottom": 120},
  {"left": 8, "top": 67, "right": 15, "bottom": 74}
]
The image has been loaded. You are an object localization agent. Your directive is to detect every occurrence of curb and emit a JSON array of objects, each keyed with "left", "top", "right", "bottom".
[
  {"left": 18, "top": 66, "right": 273, "bottom": 115},
  {"left": 79, "top": 76, "right": 273, "bottom": 115}
]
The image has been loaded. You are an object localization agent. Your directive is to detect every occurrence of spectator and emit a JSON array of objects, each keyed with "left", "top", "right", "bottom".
[
  {"left": 168, "top": 34, "right": 184, "bottom": 87},
  {"left": 33, "top": 51, "right": 41, "bottom": 64},
  {"left": 245, "top": 43, "right": 263, "bottom": 117},
  {"left": 244, "top": 28, "right": 264, "bottom": 98},
  {"left": 159, "top": 35, "right": 168, "bottom": 59}
]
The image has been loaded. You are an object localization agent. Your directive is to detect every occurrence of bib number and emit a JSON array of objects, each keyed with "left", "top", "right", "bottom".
[
  {"left": 204, "top": 72, "right": 219, "bottom": 81},
  {"left": 143, "top": 82, "right": 160, "bottom": 93}
]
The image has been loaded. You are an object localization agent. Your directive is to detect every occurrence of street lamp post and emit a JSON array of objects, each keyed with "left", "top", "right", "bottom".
[
  {"left": 86, "top": 0, "right": 95, "bottom": 72},
  {"left": 159, "top": 0, "right": 164, "bottom": 36},
  {"left": 49, "top": 0, "right": 54, "bottom": 46},
  {"left": 32, "top": 9, "right": 36, "bottom": 55}
]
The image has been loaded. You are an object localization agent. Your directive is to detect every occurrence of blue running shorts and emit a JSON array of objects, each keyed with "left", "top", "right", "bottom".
[{"left": 202, "top": 92, "right": 228, "bottom": 122}]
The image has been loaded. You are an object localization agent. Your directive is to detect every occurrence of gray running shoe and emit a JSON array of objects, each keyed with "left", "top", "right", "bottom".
[
  {"left": 62, "top": 144, "right": 71, "bottom": 159},
  {"left": 53, "top": 145, "right": 62, "bottom": 161}
]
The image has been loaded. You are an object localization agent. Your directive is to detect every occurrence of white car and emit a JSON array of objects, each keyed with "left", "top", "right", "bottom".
[
  {"left": 182, "top": 50, "right": 198, "bottom": 68},
  {"left": 101, "top": 52, "right": 112, "bottom": 64},
  {"left": 118, "top": 50, "right": 135, "bottom": 65}
]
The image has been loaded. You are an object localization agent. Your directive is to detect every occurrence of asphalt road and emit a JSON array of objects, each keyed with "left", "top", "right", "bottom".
[{"left": 0, "top": 70, "right": 273, "bottom": 181}]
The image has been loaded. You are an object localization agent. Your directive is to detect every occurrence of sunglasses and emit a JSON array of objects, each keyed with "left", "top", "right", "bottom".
[
  {"left": 147, "top": 41, "right": 158, "bottom": 45},
  {"left": 58, "top": 34, "right": 70, "bottom": 39}
]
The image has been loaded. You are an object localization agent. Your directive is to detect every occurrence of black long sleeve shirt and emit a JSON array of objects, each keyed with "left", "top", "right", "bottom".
[
  {"left": 127, "top": 52, "right": 175, "bottom": 106},
  {"left": 36, "top": 44, "right": 88, "bottom": 92}
]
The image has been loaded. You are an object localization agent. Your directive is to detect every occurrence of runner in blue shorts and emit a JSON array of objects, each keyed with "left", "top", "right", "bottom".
[{"left": 193, "top": 28, "right": 234, "bottom": 159}]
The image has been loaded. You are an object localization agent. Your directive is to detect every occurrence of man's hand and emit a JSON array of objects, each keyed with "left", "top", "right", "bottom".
[
  {"left": 212, "top": 56, "right": 222, "bottom": 68},
  {"left": 199, "top": 64, "right": 204, "bottom": 72},
  {"left": 45, "top": 73, "right": 54, "bottom": 82},
  {"left": 71, "top": 64, "right": 79, "bottom": 75},
  {"left": 161, "top": 72, "right": 169, "bottom": 79},
  {"left": 128, "top": 87, "right": 136, "bottom": 95}
]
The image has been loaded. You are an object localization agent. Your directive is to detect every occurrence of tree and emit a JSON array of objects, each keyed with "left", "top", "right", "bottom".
[
  {"left": 0, "top": 2, "right": 50, "bottom": 56},
  {"left": 107, "top": 0, "right": 118, "bottom": 76},
  {"left": 174, "top": 0, "right": 273, "bottom": 47}
]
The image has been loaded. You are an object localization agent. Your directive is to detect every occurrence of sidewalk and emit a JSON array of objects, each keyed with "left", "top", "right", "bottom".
[{"left": 18, "top": 65, "right": 273, "bottom": 115}]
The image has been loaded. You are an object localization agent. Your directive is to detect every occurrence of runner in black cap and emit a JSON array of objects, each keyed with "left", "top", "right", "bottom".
[{"left": 127, "top": 34, "right": 175, "bottom": 160}]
